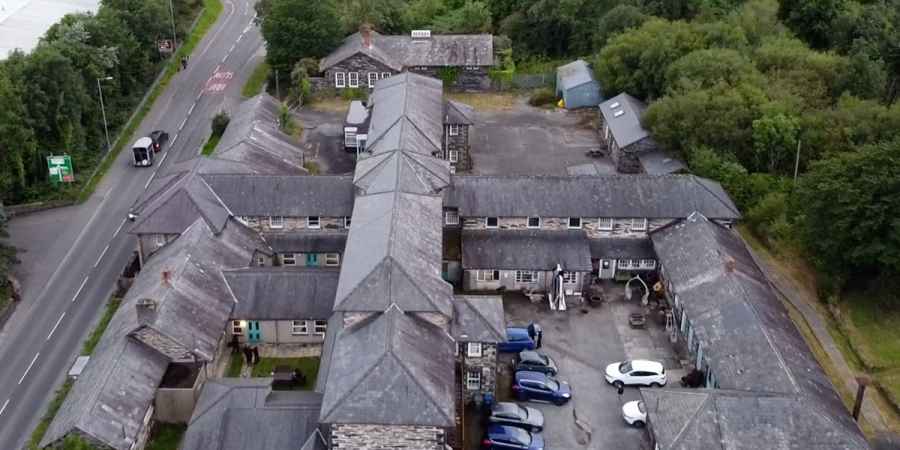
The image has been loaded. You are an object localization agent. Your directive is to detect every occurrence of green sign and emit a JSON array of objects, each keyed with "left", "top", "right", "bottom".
[{"left": 47, "top": 155, "right": 74, "bottom": 184}]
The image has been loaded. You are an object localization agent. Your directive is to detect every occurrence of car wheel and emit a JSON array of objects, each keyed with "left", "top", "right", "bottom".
[
  {"left": 613, "top": 380, "right": 625, "bottom": 390},
  {"left": 650, "top": 382, "right": 662, "bottom": 388},
  {"left": 633, "top": 420, "right": 645, "bottom": 428}
]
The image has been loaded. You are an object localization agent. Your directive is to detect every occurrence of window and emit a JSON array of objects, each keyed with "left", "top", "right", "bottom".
[
  {"left": 466, "top": 369, "right": 482, "bottom": 390},
  {"left": 307, "top": 216, "right": 320, "bottom": 229},
  {"left": 467, "top": 342, "right": 483, "bottom": 357},
  {"left": 618, "top": 259, "right": 631, "bottom": 269},
  {"left": 448, "top": 150, "right": 459, "bottom": 163},
  {"left": 348, "top": 72, "right": 359, "bottom": 88},
  {"left": 325, "top": 253, "right": 340, "bottom": 266},
  {"left": 314, "top": 320, "right": 328, "bottom": 334},
  {"left": 641, "top": 259, "right": 657, "bottom": 269},
  {"left": 444, "top": 210, "right": 459, "bottom": 225},
  {"left": 155, "top": 235, "right": 167, "bottom": 247},
  {"left": 240, "top": 216, "right": 259, "bottom": 227},
  {"left": 256, "top": 255, "right": 266, "bottom": 267},
  {"left": 269, "top": 216, "right": 284, "bottom": 229},
  {"left": 527, "top": 217, "right": 541, "bottom": 229},
  {"left": 476, "top": 270, "right": 499, "bottom": 282},
  {"left": 381, "top": 72, "right": 391, "bottom": 79},
  {"left": 485, "top": 217, "right": 499, "bottom": 228},
  {"left": 465, "top": 66, "right": 479, "bottom": 71},
  {"left": 630, "top": 218, "right": 648, "bottom": 231},
  {"left": 281, "top": 253, "right": 296, "bottom": 266},
  {"left": 515, "top": 271, "right": 537, "bottom": 283},
  {"left": 562, "top": 272, "right": 578, "bottom": 284},
  {"left": 597, "top": 217, "right": 613, "bottom": 231},
  {"left": 367, "top": 72, "right": 378, "bottom": 88},
  {"left": 291, "top": 320, "right": 309, "bottom": 335},
  {"left": 448, "top": 124, "right": 460, "bottom": 136},
  {"left": 335, "top": 72, "right": 346, "bottom": 88},
  {"left": 568, "top": 217, "right": 582, "bottom": 229},
  {"left": 232, "top": 320, "right": 243, "bottom": 335},
  {"left": 344, "top": 216, "right": 351, "bottom": 229}
]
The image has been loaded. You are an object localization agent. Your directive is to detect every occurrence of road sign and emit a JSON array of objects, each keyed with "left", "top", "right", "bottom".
[
  {"left": 158, "top": 39, "right": 174, "bottom": 53},
  {"left": 47, "top": 155, "right": 74, "bottom": 184}
]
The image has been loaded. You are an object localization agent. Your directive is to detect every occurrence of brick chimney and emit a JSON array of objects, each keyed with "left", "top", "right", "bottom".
[{"left": 359, "top": 23, "right": 373, "bottom": 49}]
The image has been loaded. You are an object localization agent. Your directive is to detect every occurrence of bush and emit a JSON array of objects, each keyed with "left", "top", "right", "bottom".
[
  {"left": 340, "top": 88, "right": 366, "bottom": 101},
  {"left": 211, "top": 111, "right": 230, "bottom": 136},
  {"left": 746, "top": 191, "right": 791, "bottom": 242},
  {"left": 528, "top": 87, "right": 556, "bottom": 106}
]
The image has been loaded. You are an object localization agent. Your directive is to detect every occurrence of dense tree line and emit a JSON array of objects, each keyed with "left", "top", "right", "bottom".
[{"left": 0, "top": 0, "right": 201, "bottom": 204}]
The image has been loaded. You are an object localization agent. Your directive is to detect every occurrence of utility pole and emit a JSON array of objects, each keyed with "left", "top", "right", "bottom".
[
  {"left": 793, "top": 139, "right": 802, "bottom": 183},
  {"left": 96, "top": 77, "right": 114, "bottom": 153},
  {"left": 168, "top": 0, "right": 178, "bottom": 50}
]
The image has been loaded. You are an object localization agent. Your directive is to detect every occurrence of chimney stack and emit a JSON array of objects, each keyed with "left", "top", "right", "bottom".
[
  {"left": 162, "top": 270, "right": 172, "bottom": 286},
  {"left": 360, "top": 23, "right": 373, "bottom": 49},
  {"left": 136, "top": 298, "right": 158, "bottom": 325}
]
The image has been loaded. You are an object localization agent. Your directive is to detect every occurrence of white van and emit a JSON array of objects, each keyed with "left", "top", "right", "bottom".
[{"left": 132, "top": 137, "right": 155, "bottom": 167}]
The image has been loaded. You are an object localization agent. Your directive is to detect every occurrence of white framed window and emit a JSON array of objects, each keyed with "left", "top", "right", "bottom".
[
  {"left": 444, "top": 210, "right": 459, "bottom": 225},
  {"left": 465, "top": 66, "right": 479, "bottom": 71},
  {"left": 598, "top": 217, "right": 613, "bottom": 231},
  {"left": 348, "top": 72, "right": 359, "bottom": 88},
  {"left": 314, "top": 320, "right": 328, "bottom": 334},
  {"left": 256, "top": 255, "right": 266, "bottom": 266},
  {"left": 291, "top": 320, "right": 309, "bottom": 335},
  {"left": 618, "top": 259, "right": 631, "bottom": 269},
  {"left": 466, "top": 368, "right": 482, "bottom": 390},
  {"left": 155, "top": 235, "right": 167, "bottom": 247},
  {"left": 448, "top": 124, "right": 460, "bottom": 136},
  {"left": 281, "top": 253, "right": 296, "bottom": 266},
  {"left": 325, "top": 253, "right": 340, "bottom": 266},
  {"left": 448, "top": 150, "right": 459, "bottom": 163},
  {"left": 630, "top": 218, "right": 648, "bottom": 231},
  {"left": 485, "top": 217, "right": 499, "bottom": 228},
  {"left": 344, "top": 216, "right": 351, "bottom": 228},
  {"left": 527, "top": 217, "right": 541, "bottom": 229},
  {"left": 476, "top": 270, "right": 499, "bottom": 282},
  {"left": 641, "top": 259, "right": 657, "bottom": 269},
  {"left": 367, "top": 72, "right": 378, "bottom": 87},
  {"left": 467, "top": 342, "right": 483, "bottom": 357},
  {"left": 269, "top": 216, "right": 284, "bottom": 229},
  {"left": 515, "top": 270, "right": 538, "bottom": 283},
  {"left": 335, "top": 72, "right": 346, "bottom": 88},
  {"left": 381, "top": 72, "right": 391, "bottom": 79},
  {"left": 232, "top": 320, "right": 243, "bottom": 335},
  {"left": 562, "top": 272, "right": 578, "bottom": 284},
  {"left": 568, "top": 217, "right": 582, "bottom": 229},
  {"left": 307, "top": 216, "right": 320, "bottom": 229}
]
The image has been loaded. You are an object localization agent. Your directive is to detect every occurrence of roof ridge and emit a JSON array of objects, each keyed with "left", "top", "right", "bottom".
[
  {"left": 690, "top": 175, "right": 741, "bottom": 217},
  {"left": 321, "top": 324, "right": 391, "bottom": 421},
  {"left": 669, "top": 390, "right": 714, "bottom": 447}
]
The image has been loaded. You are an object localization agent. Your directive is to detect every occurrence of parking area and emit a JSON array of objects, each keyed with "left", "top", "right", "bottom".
[
  {"left": 475, "top": 286, "right": 682, "bottom": 450},
  {"left": 468, "top": 98, "right": 616, "bottom": 176},
  {"left": 294, "top": 108, "right": 356, "bottom": 175}
]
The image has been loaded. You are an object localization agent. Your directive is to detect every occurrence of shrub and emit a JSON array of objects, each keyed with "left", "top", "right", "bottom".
[
  {"left": 528, "top": 87, "right": 556, "bottom": 106},
  {"left": 211, "top": 111, "right": 230, "bottom": 136},
  {"left": 340, "top": 88, "right": 366, "bottom": 101}
]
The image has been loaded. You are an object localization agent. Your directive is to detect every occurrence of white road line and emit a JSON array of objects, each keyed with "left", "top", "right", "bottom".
[
  {"left": 188, "top": 102, "right": 196, "bottom": 116},
  {"left": 171, "top": 133, "right": 179, "bottom": 145},
  {"left": 229, "top": 43, "right": 236, "bottom": 53},
  {"left": 93, "top": 243, "right": 110, "bottom": 268},
  {"left": 47, "top": 312, "right": 66, "bottom": 341},
  {"left": 236, "top": 33, "right": 243, "bottom": 43},
  {"left": 0, "top": 399, "right": 8, "bottom": 417},
  {"left": 214, "top": 64, "right": 221, "bottom": 73},
  {"left": 18, "top": 353, "right": 40, "bottom": 384},
  {"left": 200, "top": 0, "right": 236, "bottom": 57},
  {"left": 179, "top": 117, "right": 188, "bottom": 131},
  {"left": 220, "top": 54, "right": 227, "bottom": 64},
  {"left": 72, "top": 277, "right": 88, "bottom": 303},
  {"left": 160, "top": 151, "right": 168, "bottom": 165},
  {"left": 144, "top": 170, "right": 157, "bottom": 189},
  {"left": 113, "top": 218, "right": 127, "bottom": 237}
]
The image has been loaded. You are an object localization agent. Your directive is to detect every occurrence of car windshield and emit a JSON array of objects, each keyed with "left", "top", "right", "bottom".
[
  {"left": 507, "top": 427, "right": 531, "bottom": 445},
  {"left": 637, "top": 401, "right": 646, "bottom": 414},
  {"left": 619, "top": 361, "right": 632, "bottom": 373},
  {"left": 546, "top": 379, "right": 559, "bottom": 391}
]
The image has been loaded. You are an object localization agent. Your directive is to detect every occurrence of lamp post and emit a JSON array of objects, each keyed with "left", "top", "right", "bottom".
[
  {"left": 96, "top": 76, "right": 114, "bottom": 153},
  {"left": 168, "top": 0, "right": 178, "bottom": 50}
]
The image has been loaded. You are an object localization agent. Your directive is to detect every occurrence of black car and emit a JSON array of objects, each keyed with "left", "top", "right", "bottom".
[
  {"left": 488, "top": 402, "right": 544, "bottom": 432},
  {"left": 149, "top": 130, "right": 169, "bottom": 152},
  {"left": 515, "top": 350, "right": 558, "bottom": 376}
]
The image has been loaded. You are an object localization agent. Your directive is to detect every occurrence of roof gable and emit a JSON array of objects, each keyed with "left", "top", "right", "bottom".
[
  {"left": 320, "top": 31, "right": 494, "bottom": 71},
  {"left": 354, "top": 149, "right": 450, "bottom": 195},
  {"left": 452, "top": 296, "right": 505, "bottom": 343}
]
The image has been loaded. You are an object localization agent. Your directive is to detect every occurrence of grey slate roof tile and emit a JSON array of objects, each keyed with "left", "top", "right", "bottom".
[
  {"left": 598, "top": 92, "right": 651, "bottom": 149},
  {"left": 201, "top": 174, "right": 356, "bottom": 217},
  {"left": 261, "top": 232, "right": 347, "bottom": 254},
  {"left": 461, "top": 230, "right": 593, "bottom": 271},
  {"left": 452, "top": 295, "right": 505, "bottom": 343},
  {"left": 225, "top": 267, "right": 339, "bottom": 320},
  {"left": 320, "top": 31, "right": 494, "bottom": 71},
  {"left": 365, "top": 73, "right": 445, "bottom": 156},
  {"left": 589, "top": 237, "right": 656, "bottom": 259}
]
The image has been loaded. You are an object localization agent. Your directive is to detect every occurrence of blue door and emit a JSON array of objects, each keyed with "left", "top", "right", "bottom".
[
  {"left": 248, "top": 321, "right": 262, "bottom": 343},
  {"left": 306, "top": 253, "right": 318, "bottom": 267}
]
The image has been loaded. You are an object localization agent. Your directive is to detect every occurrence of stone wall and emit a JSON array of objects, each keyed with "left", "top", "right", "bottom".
[
  {"left": 611, "top": 137, "right": 657, "bottom": 174},
  {"left": 410, "top": 66, "right": 491, "bottom": 91},
  {"left": 330, "top": 424, "right": 447, "bottom": 450},
  {"left": 277, "top": 251, "right": 342, "bottom": 267},
  {"left": 240, "top": 216, "right": 348, "bottom": 233},
  {"left": 459, "top": 342, "right": 498, "bottom": 403},
  {"left": 324, "top": 54, "right": 396, "bottom": 89},
  {"left": 413, "top": 312, "right": 451, "bottom": 332},
  {"left": 460, "top": 216, "right": 673, "bottom": 239},
  {"left": 445, "top": 124, "right": 471, "bottom": 172},
  {"left": 463, "top": 269, "right": 587, "bottom": 293}
]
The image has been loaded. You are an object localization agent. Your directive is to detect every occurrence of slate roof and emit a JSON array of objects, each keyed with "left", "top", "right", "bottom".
[
  {"left": 557, "top": 59, "right": 596, "bottom": 90},
  {"left": 320, "top": 31, "right": 494, "bottom": 71},
  {"left": 462, "top": 230, "right": 593, "bottom": 271},
  {"left": 42, "top": 218, "right": 268, "bottom": 450},
  {"left": 212, "top": 94, "right": 307, "bottom": 175},
  {"left": 446, "top": 175, "right": 740, "bottom": 220},
  {"left": 201, "top": 174, "right": 356, "bottom": 217},
  {"left": 261, "top": 232, "right": 347, "bottom": 254},
  {"left": 365, "top": 73, "right": 445, "bottom": 156},
  {"left": 589, "top": 237, "right": 656, "bottom": 259},
  {"left": 452, "top": 295, "right": 505, "bottom": 343},
  {"left": 225, "top": 267, "right": 340, "bottom": 320},
  {"left": 599, "top": 93, "right": 651, "bottom": 149},
  {"left": 318, "top": 307, "right": 456, "bottom": 426},
  {"left": 638, "top": 150, "right": 687, "bottom": 175},
  {"left": 354, "top": 149, "right": 450, "bottom": 195},
  {"left": 182, "top": 378, "right": 323, "bottom": 450},
  {"left": 648, "top": 213, "right": 868, "bottom": 449},
  {"left": 444, "top": 99, "right": 474, "bottom": 125}
]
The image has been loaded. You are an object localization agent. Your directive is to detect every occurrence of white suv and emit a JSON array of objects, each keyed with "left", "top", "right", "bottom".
[{"left": 605, "top": 359, "right": 666, "bottom": 388}]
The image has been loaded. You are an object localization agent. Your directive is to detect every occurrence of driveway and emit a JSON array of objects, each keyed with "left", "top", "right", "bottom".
[{"left": 295, "top": 108, "right": 355, "bottom": 175}]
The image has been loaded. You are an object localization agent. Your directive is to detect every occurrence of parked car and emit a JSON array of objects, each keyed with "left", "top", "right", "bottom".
[
  {"left": 488, "top": 402, "right": 544, "bottom": 432},
  {"left": 604, "top": 359, "right": 666, "bottom": 389},
  {"left": 498, "top": 323, "right": 543, "bottom": 353},
  {"left": 513, "top": 370, "right": 571, "bottom": 405},
  {"left": 515, "top": 350, "right": 558, "bottom": 376},
  {"left": 149, "top": 130, "right": 169, "bottom": 152},
  {"left": 622, "top": 400, "right": 647, "bottom": 427},
  {"left": 482, "top": 424, "right": 544, "bottom": 450}
]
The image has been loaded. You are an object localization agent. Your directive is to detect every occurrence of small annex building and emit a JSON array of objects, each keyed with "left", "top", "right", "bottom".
[{"left": 556, "top": 59, "right": 602, "bottom": 109}]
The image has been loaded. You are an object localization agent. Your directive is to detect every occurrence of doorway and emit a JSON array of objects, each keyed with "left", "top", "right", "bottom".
[{"left": 599, "top": 259, "right": 616, "bottom": 279}]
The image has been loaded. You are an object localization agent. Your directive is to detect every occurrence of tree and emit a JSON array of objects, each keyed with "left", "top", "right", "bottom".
[
  {"left": 261, "top": 0, "right": 343, "bottom": 72},
  {"left": 727, "top": 0, "right": 788, "bottom": 47},
  {"left": 792, "top": 140, "right": 900, "bottom": 279},
  {"left": 665, "top": 48, "right": 762, "bottom": 92},
  {"left": 290, "top": 61, "right": 312, "bottom": 105},
  {"left": 336, "top": 0, "right": 406, "bottom": 33},
  {"left": 402, "top": 0, "right": 448, "bottom": 30},
  {"left": 778, "top": 0, "right": 848, "bottom": 49},
  {"left": 592, "top": 4, "right": 648, "bottom": 51},
  {"left": 0, "top": 68, "right": 37, "bottom": 201},
  {"left": 752, "top": 111, "right": 800, "bottom": 174},
  {"left": 0, "top": 202, "right": 17, "bottom": 304},
  {"left": 432, "top": 1, "right": 492, "bottom": 33}
]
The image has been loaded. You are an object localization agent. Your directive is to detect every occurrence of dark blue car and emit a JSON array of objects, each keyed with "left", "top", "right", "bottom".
[
  {"left": 498, "top": 323, "right": 542, "bottom": 353},
  {"left": 482, "top": 424, "right": 545, "bottom": 450},
  {"left": 513, "top": 371, "right": 572, "bottom": 405}
]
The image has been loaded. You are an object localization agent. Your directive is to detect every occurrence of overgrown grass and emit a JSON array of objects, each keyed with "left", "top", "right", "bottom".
[
  {"left": 303, "top": 161, "right": 320, "bottom": 175},
  {"left": 225, "top": 352, "right": 243, "bottom": 377},
  {"left": 447, "top": 92, "right": 519, "bottom": 111},
  {"left": 145, "top": 423, "right": 186, "bottom": 450},
  {"left": 81, "top": 297, "right": 122, "bottom": 355},
  {"left": 842, "top": 279, "right": 900, "bottom": 370},
  {"left": 78, "top": 0, "right": 224, "bottom": 203},
  {"left": 201, "top": 133, "right": 221, "bottom": 156},
  {"left": 250, "top": 357, "right": 319, "bottom": 390},
  {"left": 241, "top": 61, "right": 270, "bottom": 97}
]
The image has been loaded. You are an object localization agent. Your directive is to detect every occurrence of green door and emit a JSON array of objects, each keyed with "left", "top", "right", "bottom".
[
  {"left": 306, "top": 253, "right": 319, "bottom": 267},
  {"left": 248, "top": 321, "right": 262, "bottom": 343}
]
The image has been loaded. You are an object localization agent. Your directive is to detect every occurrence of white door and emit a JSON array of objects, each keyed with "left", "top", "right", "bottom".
[{"left": 599, "top": 259, "right": 616, "bottom": 279}]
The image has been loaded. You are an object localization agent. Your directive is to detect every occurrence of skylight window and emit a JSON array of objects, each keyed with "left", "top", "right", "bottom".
[
  {"left": 613, "top": 110, "right": 625, "bottom": 117},
  {"left": 610, "top": 102, "right": 620, "bottom": 109}
]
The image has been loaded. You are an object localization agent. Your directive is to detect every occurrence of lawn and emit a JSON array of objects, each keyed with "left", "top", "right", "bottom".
[
  {"left": 225, "top": 351, "right": 243, "bottom": 377},
  {"left": 250, "top": 357, "right": 319, "bottom": 390},
  {"left": 201, "top": 133, "right": 221, "bottom": 156},
  {"left": 842, "top": 278, "right": 900, "bottom": 370},
  {"left": 145, "top": 423, "right": 186, "bottom": 450},
  {"left": 241, "top": 61, "right": 270, "bottom": 98}
]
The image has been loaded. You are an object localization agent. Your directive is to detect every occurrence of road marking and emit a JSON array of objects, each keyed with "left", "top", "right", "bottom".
[
  {"left": 200, "top": 0, "right": 236, "bottom": 57},
  {"left": 0, "top": 399, "right": 8, "bottom": 417},
  {"left": 171, "top": 133, "right": 179, "bottom": 145},
  {"left": 236, "top": 33, "right": 243, "bottom": 43},
  {"left": 144, "top": 169, "right": 157, "bottom": 189},
  {"left": 188, "top": 102, "right": 196, "bottom": 116},
  {"left": 114, "top": 218, "right": 127, "bottom": 237},
  {"left": 47, "top": 312, "right": 66, "bottom": 341},
  {"left": 160, "top": 151, "right": 168, "bottom": 165},
  {"left": 93, "top": 243, "right": 110, "bottom": 268},
  {"left": 18, "top": 353, "right": 40, "bottom": 384},
  {"left": 72, "top": 276, "right": 88, "bottom": 303},
  {"left": 179, "top": 117, "right": 188, "bottom": 131},
  {"left": 229, "top": 43, "right": 236, "bottom": 53}
]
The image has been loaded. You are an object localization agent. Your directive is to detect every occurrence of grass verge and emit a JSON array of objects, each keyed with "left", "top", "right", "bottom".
[
  {"left": 146, "top": 423, "right": 187, "bottom": 450},
  {"left": 242, "top": 61, "right": 270, "bottom": 97},
  {"left": 201, "top": 133, "right": 221, "bottom": 156},
  {"left": 250, "top": 357, "right": 319, "bottom": 390},
  {"left": 26, "top": 296, "right": 123, "bottom": 449},
  {"left": 78, "top": 0, "right": 224, "bottom": 203},
  {"left": 225, "top": 352, "right": 243, "bottom": 377}
]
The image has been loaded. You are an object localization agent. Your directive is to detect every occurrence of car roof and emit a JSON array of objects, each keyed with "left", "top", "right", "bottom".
[
  {"left": 492, "top": 402, "right": 520, "bottom": 414},
  {"left": 507, "top": 327, "right": 531, "bottom": 338},
  {"left": 488, "top": 424, "right": 529, "bottom": 440},
  {"left": 630, "top": 359, "right": 664, "bottom": 372},
  {"left": 133, "top": 137, "right": 153, "bottom": 148},
  {"left": 515, "top": 370, "right": 548, "bottom": 382},
  {"left": 519, "top": 350, "right": 544, "bottom": 362}
]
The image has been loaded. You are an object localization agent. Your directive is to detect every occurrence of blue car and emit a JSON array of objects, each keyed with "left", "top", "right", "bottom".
[
  {"left": 513, "top": 371, "right": 572, "bottom": 405},
  {"left": 482, "top": 424, "right": 545, "bottom": 450},
  {"left": 498, "top": 323, "right": 542, "bottom": 353}
]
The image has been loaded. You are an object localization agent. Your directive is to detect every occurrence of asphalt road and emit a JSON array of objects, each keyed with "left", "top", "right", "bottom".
[{"left": 0, "top": 0, "right": 263, "bottom": 447}]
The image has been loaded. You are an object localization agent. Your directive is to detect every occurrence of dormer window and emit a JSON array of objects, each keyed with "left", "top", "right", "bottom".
[{"left": 308, "top": 216, "right": 320, "bottom": 229}]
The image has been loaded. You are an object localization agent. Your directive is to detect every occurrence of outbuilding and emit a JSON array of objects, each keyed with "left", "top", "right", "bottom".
[{"left": 556, "top": 59, "right": 602, "bottom": 109}]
